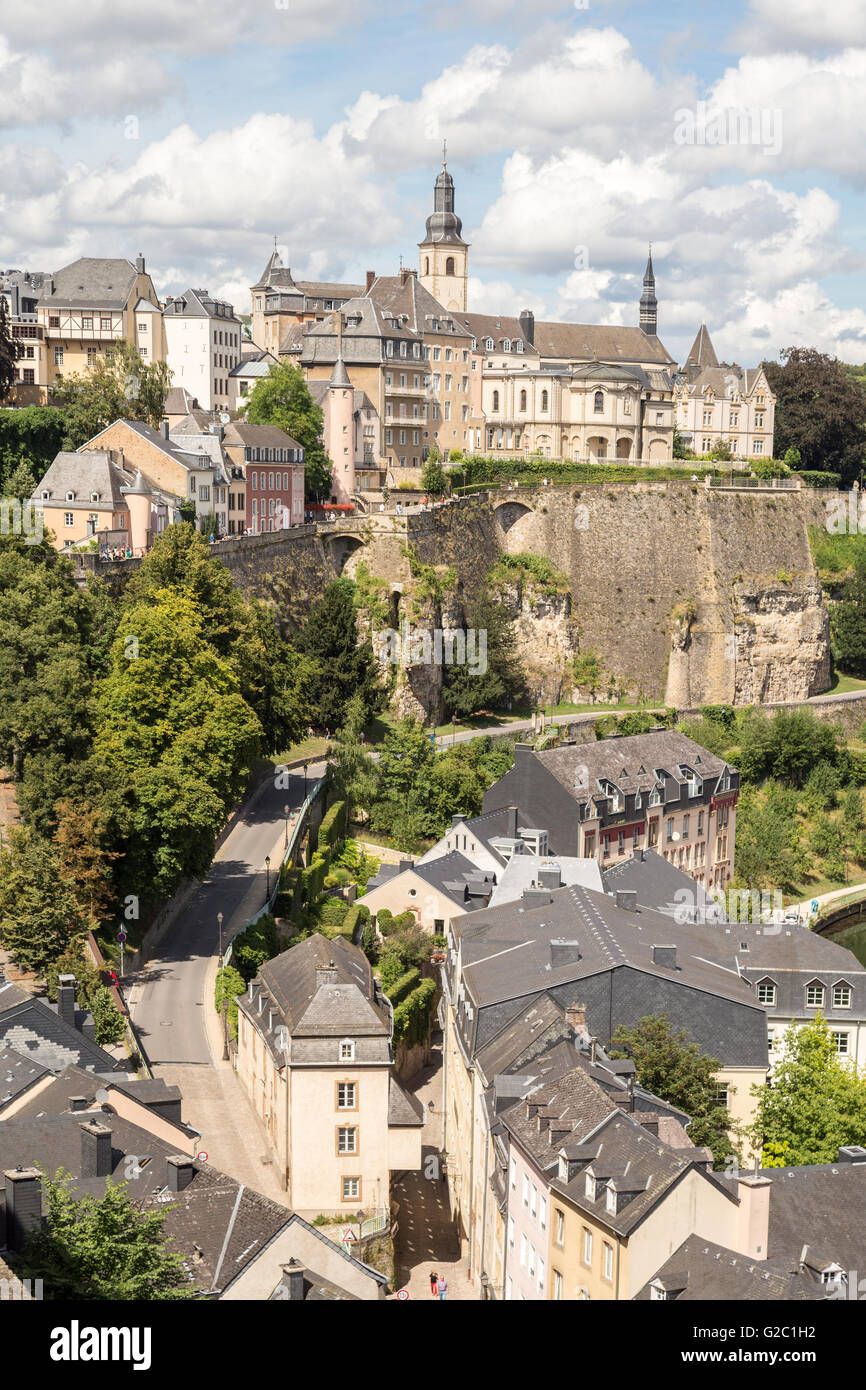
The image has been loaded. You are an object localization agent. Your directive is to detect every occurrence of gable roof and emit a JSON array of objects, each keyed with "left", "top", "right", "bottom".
[
  {"left": 535, "top": 729, "right": 730, "bottom": 806},
  {"left": 531, "top": 320, "right": 674, "bottom": 366},
  {"left": 32, "top": 450, "right": 137, "bottom": 509},
  {"left": 83, "top": 419, "right": 212, "bottom": 474},
  {"left": 684, "top": 324, "right": 720, "bottom": 371},
  {"left": 634, "top": 1236, "right": 824, "bottom": 1301},
  {"left": 37, "top": 258, "right": 142, "bottom": 310},
  {"left": 365, "top": 274, "right": 470, "bottom": 338},
  {"left": 249, "top": 933, "right": 389, "bottom": 1039},
  {"left": 0, "top": 1045, "right": 50, "bottom": 1111},
  {"left": 602, "top": 849, "right": 724, "bottom": 923},
  {"left": 0, "top": 980, "right": 129, "bottom": 1077},
  {"left": 222, "top": 422, "right": 303, "bottom": 452}
]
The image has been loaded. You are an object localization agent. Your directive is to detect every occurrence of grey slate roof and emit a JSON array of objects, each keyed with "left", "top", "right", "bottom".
[
  {"left": 684, "top": 323, "right": 720, "bottom": 371},
  {"left": 763, "top": 1160, "right": 866, "bottom": 1273},
  {"left": 536, "top": 729, "right": 730, "bottom": 808},
  {"left": 37, "top": 257, "right": 140, "bottom": 310},
  {"left": 0, "top": 1045, "right": 50, "bottom": 1110},
  {"left": 388, "top": 1074, "right": 425, "bottom": 1126},
  {"left": 222, "top": 421, "right": 303, "bottom": 452},
  {"left": 85, "top": 419, "right": 211, "bottom": 475},
  {"left": 634, "top": 1237, "right": 824, "bottom": 1301},
  {"left": 163, "top": 287, "right": 239, "bottom": 321},
  {"left": 245, "top": 934, "right": 389, "bottom": 1042},
  {"left": 365, "top": 274, "right": 471, "bottom": 338},
  {"left": 163, "top": 386, "right": 201, "bottom": 415},
  {"left": 409, "top": 850, "right": 496, "bottom": 909},
  {"left": 530, "top": 320, "right": 674, "bottom": 366},
  {"left": 489, "top": 854, "right": 603, "bottom": 907},
  {"left": 0, "top": 981, "right": 129, "bottom": 1077},
  {"left": 32, "top": 450, "right": 133, "bottom": 510},
  {"left": 602, "top": 849, "right": 724, "bottom": 923}
]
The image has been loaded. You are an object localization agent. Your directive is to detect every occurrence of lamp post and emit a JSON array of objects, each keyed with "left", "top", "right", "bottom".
[
  {"left": 265, "top": 855, "right": 271, "bottom": 903},
  {"left": 303, "top": 762, "right": 308, "bottom": 800},
  {"left": 284, "top": 803, "right": 290, "bottom": 849},
  {"left": 217, "top": 911, "right": 223, "bottom": 967}
]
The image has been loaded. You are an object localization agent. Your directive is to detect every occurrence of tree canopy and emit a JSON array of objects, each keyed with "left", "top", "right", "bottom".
[
  {"left": 763, "top": 348, "right": 866, "bottom": 485},
  {"left": 296, "top": 577, "right": 382, "bottom": 730},
  {"left": 245, "top": 360, "right": 332, "bottom": 499},
  {"left": 52, "top": 341, "right": 171, "bottom": 450},
  {"left": 751, "top": 1016, "right": 866, "bottom": 1167}
]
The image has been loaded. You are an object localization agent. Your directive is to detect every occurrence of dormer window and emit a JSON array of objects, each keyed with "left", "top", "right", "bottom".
[
  {"left": 485, "top": 337, "right": 494, "bottom": 351},
  {"left": 649, "top": 787, "right": 661, "bottom": 807},
  {"left": 718, "top": 768, "right": 731, "bottom": 792},
  {"left": 584, "top": 1173, "right": 596, "bottom": 1200},
  {"left": 757, "top": 979, "right": 776, "bottom": 1006},
  {"left": 557, "top": 1156, "right": 568, "bottom": 1181},
  {"left": 339, "top": 1038, "right": 355, "bottom": 1061},
  {"left": 650, "top": 1281, "right": 669, "bottom": 1301},
  {"left": 805, "top": 982, "right": 825, "bottom": 1009},
  {"left": 503, "top": 338, "right": 511, "bottom": 351},
  {"left": 605, "top": 1186, "right": 616, "bottom": 1214},
  {"left": 515, "top": 339, "right": 524, "bottom": 352},
  {"left": 833, "top": 982, "right": 852, "bottom": 1009},
  {"left": 65, "top": 491, "right": 75, "bottom": 501},
  {"left": 90, "top": 492, "right": 99, "bottom": 503}
]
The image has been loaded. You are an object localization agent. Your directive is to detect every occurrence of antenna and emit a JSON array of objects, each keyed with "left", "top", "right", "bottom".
[{"left": 442, "top": 139, "right": 447, "bottom": 168}]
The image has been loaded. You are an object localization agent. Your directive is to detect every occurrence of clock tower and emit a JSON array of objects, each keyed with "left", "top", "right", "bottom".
[{"left": 418, "top": 149, "right": 469, "bottom": 312}]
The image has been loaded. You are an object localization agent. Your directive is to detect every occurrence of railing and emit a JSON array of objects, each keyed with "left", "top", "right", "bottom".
[{"left": 708, "top": 476, "right": 800, "bottom": 490}]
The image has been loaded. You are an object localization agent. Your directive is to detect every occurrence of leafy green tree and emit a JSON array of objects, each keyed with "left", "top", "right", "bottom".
[
  {"left": 573, "top": 650, "right": 602, "bottom": 700},
  {"left": 442, "top": 588, "right": 524, "bottom": 716},
  {"left": 801, "top": 760, "right": 841, "bottom": 813},
  {"left": 809, "top": 818, "right": 846, "bottom": 881},
  {"left": 0, "top": 296, "right": 17, "bottom": 405},
  {"left": 52, "top": 798, "right": 121, "bottom": 927},
  {"left": 735, "top": 706, "right": 841, "bottom": 787},
  {"left": 751, "top": 1016, "right": 866, "bottom": 1166},
  {"left": 90, "top": 986, "right": 126, "bottom": 1045},
  {"left": 296, "top": 577, "right": 382, "bottom": 729},
  {"left": 763, "top": 348, "right": 866, "bottom": 485},
  {"left": 831, "top": 553, "right": 866, "bottom": 676},
  {"left": 4, "top": 460, "right": 37, "bottom": 499},
  {"left": 0, "top": 829, "right": 89, "bottom": 976},
  {"left": 328, "top": 692, "right": 377, "bottom": 820},
  {"left": 370, "top": 716, "right": 436, "bottom": 848},
  {"left": 610, "top": 1014, "right": 740, "bottom": 1167},
  {"left": 0, "top": 406, "right": 66, "bottom": 482},
  {"left": 14, "top": 1172, "right": 193, "bottom": 1300},
  {"left": 215, "top": 964, "right": 246, "bottom": 1039},
  {"left": 245, "top": 361, "right": 332, "bottom": 498},
  {"left": 45, "top": 949, "right": 102, "bottom": 1010},
  {"left": 420, "top": 454, "right": 445, "bottom": 493},
  {"left": 53, "top": 341, "right": 171, "bottom": 449},
  {"left": 732, "top": 783, "right": 803, "bottom": 891}
]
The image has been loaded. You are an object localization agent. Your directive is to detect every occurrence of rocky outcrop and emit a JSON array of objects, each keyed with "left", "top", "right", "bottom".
[
  {"left": 494, "top": 576, "right": 581, "bottom": 706},
  {"left": 732, "top": 577, "right": 831, "bottom": 703}
]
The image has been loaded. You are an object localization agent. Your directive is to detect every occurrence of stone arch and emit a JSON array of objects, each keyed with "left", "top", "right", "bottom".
[
  {"left": 493, "top": 500, "right": 533, "bottom": 533},
  {"left": 615, "top": 437, "right": 633, "bottom": 460},
  {"left": 648, "top": 437, "right": 668, "bottom": 461},
  {"left": 586, "top": 435, "right": 609, "bottom": 462},
  {"left": 326, "top": 532, "right": 366, "bottom": 573}
]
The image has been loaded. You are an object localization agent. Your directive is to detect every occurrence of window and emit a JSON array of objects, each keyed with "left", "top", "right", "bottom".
[
  {"left": 603, "top": 1243, "right": 614, "bottom": 1281},
  {"left": 64, "top": 512, "right": 74, "bottom": 527},
  {"left": 507, "top": 1216, "right": 515, "bottom": 1247},
  {"left": 101, "top": 317, "right": 111, "bottom": 330},
  {"left": 485, "top": 337, "right": 494, "bottom": 351},
  {"left": 505, "top": 1274, "right": 513, "bottom": 1300},
  {"left": 53, "top": 347, "right": 63, "bottom": 366},
  {"left": 530, "top": 1184, "right": 538, "bottom": 1218},
  {"left": 336, "top": 1081, "right": 356, "bottom": 1109},
  {"left": 805, "top": 984, "right": 824, "bottom": 1009},
  {"left": 541, "top": 389, "right": 549, "bottom": 411},
  {"left": 553, "top": 1270, "right": 563, "bottom": 1301},
  {"left": 510, "top": 1157, "right": 517, "bottom": 1190},
  {"left": 767, "top": 1028, "right": 775, "bottom": 1053},
  {"left": 666, "top": 818, "right": 674, "bottom": 843},
  {"left": 697, "top": 810, "right": 703, "bottom": 835},
  {"left": 519, "top": 1234, "right": 527, "bottom": 1267},
  {"left": 757, "top": 981, "right": 776, "bottom": 1006},
  {"left": 340, "top": 1039, "right": 355, "bottom": 1060},
  {"left": 520, "top": 389, "right": 527, "bottom": 411},
  {"left": 522, "top": 1175, "right": 529, "bottom": 1208},
  {"left": 342, "top": 1177, "right": 360, "bottom": 1201},
  {"left": 555, "top": 1208, "right": 565, "bottom": 1245},
  {"left": 539, "top": 1195, "right": 547, "bottom": 1231},
  {"left": 538, "top": 1256, "right": 545, "bottom": 1290},
  {"left": 445, "top": 256, "right": 455, "bottom": 276},
  {"left": 82, "top": 316, "right": 93, "bottom": 329},
  {"left": 583, "top": 1228, "right": 593, "bottom": 1266},
  {"left": 492, "top": 390, "right": 500, "bottom": 412},
  {"left": 337, "top": 1126, "right": 357, "bottom": 1154},
  {"left": 833, "top": 984, "right": 852, "bottom": 1009},
  {"left": 594, "top": 390, "right": 604, "bottom": 413},
  {"left": 832, "top": 1031, "right": 850, "bottom": 1055}
]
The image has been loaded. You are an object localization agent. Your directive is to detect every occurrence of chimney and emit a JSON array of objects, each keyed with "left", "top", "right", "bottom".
[
  {"left": 538, "top": 865, "right": 562, "bottom": 890},
  {"left": 518, "top": 309, "right": 535, "bottom": 345},
  {"left": 316, "top": 961, "right": 339, "bottom": 988},
  {"left": 398, "top": 858, "right": 414, "bottom": 873},
  {"left": 161, "top": 420, "right": 169, "bottom": 440},
  {"left": 80, "top": 1121, "right": 112, "bottom": 1179},
  {"left": 332, "top": 310, "right": 344, "bottom": 359},
  {"left": 652, "top": 944, "right": 678, "bottom": 970},
  {"left": 135, "top": 253, "right": 145, "bottom": 274},
  {"left": 637, "top": 1112, "right": 659, "bottom": 1137},
  {"left": 565, "top": 1001, "right": 587, "bottom": 1032},
  {"left": 57, "top": 974, "right": 77, "bottom": 1030},
  {"left": 615, "top": 890, "right": 638, "bottom": 912},
  {"left": 279, "top": 1258, "right": 306, "bottom": 1301},
  {"left": 166, "top": 1155, "right": 195, "bottom": 1192},
  {"left": 400, "top": 266, "right": 409, "bottom": 287},
  {"left": 549, "top": 939, "right": 581, "bottom": 966},
  {"left": 523, "top": 886, "right": 553, "bottom": 908},
  {"left": 451, "top": 814, "right": 467, "bottom": 829},
  {"left": 837, "top": 1146, "right": 866, "bottom": 1163},
  {"left": 69, "top": 1096, "right": 89, "bottom": 1113},
  {"left": 734, "top": 1174, "right": 771, "bottom": 1260},
  {"left": 365, "top": 270, "right": 375, "bottom": 292},
  {"left": 3, "top": 1168, "right": 42, "bottom": 1251}
]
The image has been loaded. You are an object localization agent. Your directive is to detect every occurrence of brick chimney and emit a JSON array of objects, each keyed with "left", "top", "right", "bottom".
[
  {"left": 80, "top": 1121, "right": 112, "bottom": 1179},
  {"left": 57, "top": 974, "right": 77, "bottom": 1030},
  {"left": 69, "top": 1096, "right": 89, "bottom": 1113},
  {"left": 565, "top": 1002, "right": 587, "bottom": 1033},
  {"left": 400, "top": 266, "right": 409, "bottom": 287},
  {"left": 652, "top": 944, "right": 678, "bottom": 969},
  {"left": 733, "top": 1174, "right": 771, "bottom": 1260},
  {"left": 3, "top": 1167, "right": 42, "bottom": 1250},
  {"left": 518, "top": 309, "right": 535, "bottom": 345},
  {"left": 279, "top": 1258, "right": 306, "bottom": 1301},
  {"left": 615, "top": 890, "right": 638, "bottom": 912},
  {"left": 365, "top": 270, "right": 375, "bottom": 292}
]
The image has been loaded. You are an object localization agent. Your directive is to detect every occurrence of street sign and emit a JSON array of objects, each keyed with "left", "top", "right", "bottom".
[
  {"left": 117, "top": 929, "right": 127, "bottom": 943},
  {"left": 811, "top": 899, "right": 819, "bottom": 914},
  {"left": 341, "top": 1227, "right": 357, "bottom": 1243},
  {"left": 196, "top": 1151, "right": 208, "bottom": 1162},
  {"left": 397, "top": 1288, "right": 410, "bottom": 1300}
]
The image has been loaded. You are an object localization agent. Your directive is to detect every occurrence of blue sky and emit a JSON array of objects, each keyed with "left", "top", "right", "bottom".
[{"left": 1, "top": 0, "right": 866, "bottom": 363}]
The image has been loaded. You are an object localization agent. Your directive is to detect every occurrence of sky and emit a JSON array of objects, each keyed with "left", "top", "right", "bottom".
[{"left": 1, "top": 0, "right": 866, "bottom": 364}]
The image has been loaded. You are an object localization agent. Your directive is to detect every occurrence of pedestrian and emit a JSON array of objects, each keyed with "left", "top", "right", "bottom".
[
  {"left": 437, "top": 1274, "right": 448, "bottom": 1301},
  {"left": 429, "top": 1270, "right": 439, "bottom": 1298}
]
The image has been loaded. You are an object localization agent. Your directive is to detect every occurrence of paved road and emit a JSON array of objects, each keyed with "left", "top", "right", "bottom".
[{"left": 132, "top": 762, "right": 324, "bottom": 1066}]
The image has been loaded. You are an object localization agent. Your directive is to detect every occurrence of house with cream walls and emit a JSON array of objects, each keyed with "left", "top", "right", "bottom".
[
  {"left": 235, "top": 933, "right": 424, "bottom": 1219},
  {"left": 31, "top": 450, "right": 174, "bottom": 554},
  {"left": 675, "top": 325, "right": 775, "bottom": 460},
  {"left": 163, "top": 287, "right": 242, "bottom": 413}
]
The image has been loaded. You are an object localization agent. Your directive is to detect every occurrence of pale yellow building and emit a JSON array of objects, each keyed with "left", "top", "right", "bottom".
[{"left": 675, "top": 324, "right": 776, "bottom": 460}]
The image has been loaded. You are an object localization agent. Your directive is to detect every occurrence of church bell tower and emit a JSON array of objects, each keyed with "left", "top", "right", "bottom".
[{"left": 418, "top": 147, "right": 469, "bottom": 312}]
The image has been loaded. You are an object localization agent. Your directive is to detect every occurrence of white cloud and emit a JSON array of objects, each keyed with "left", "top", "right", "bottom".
[
  {"left": 467, "top": 276, "right": 546, "bottom": 315},
  {"left": 737, "top": 0, "right": 866, "bottom": 53},
  {"left": 715, "top": 282, "right": 866, "bottom": 363},
  {"left": 0, "top": 36, "right": 168, "bottom": 128}
]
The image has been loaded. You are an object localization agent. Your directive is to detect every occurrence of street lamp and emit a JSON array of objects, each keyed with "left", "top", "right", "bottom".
[
  {"left": 284, "top": 802, "right": 290, "bottom": 849},
  {"left": 217, "top": 911, "right": 223, "bottom": 967},
  {"left": 303, "top": 762, "right": 308, "bottom": 800},
  {"left": 265, "top": 855, "right": 271, "bottom": 903}
]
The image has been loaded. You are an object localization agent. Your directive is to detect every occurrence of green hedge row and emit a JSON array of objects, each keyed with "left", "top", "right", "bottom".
[
  {"left": 231, "top": 913, "right": 280, "bottom": 983},
  {"left": 795, "top": 471, "right": 843, "bottom": 489},
  {"left": 392, "top": 977, "right": 437, "bottom": 1048},
  {"left": 385, "top": 966, "right": 420, "bottom": 1006},
  {"left": 318, "top": 800, "right": 346, "bottom": 850}
]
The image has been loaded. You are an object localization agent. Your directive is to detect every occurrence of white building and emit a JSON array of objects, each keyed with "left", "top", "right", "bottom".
[{"left": 163, "top": 287, "right": 242, "bottom": 413}]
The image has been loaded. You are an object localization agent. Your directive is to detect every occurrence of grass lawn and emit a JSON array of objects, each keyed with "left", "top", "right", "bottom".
[
  {"left": 820, "top": 672, "right": 866, "bottom": 696},
  {"left": 365, "top": 699, "right": 664, "bottom": 744},
  {"left": 784, "top": 866, "right": 866, "bottom": 904}
]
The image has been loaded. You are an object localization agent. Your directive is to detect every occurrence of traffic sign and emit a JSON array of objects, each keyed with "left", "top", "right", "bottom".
[
  {"left": 341, "top": 1227, "right": 357, "bottom": 1242},
  {"left": 117, "top": 929, "right": 127, "bottom": 943},
  {"left": 811, "top": 899, "right": 819, "bottom": 914},
  {"left": 196, "top": 1150, "right": 208, "bottom": 1162},
  {"left": 397, "top": 1288, "right": 410, "bottom": 1300}
]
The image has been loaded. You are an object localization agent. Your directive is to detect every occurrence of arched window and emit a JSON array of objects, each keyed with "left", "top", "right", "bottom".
[
  {"left": 520, "top": 389, "right": 527, "bottom": 411},
  {"left": 492, "top": 390, "right": 500, "bottom": 411},
  {"left": 594, "top": 390, "right": 604, "bottom": 413},
  {"left": 515, "top": 339, "right": 524, "bottom": 352},
  {"left": 445, "top": 256, "right": 455, "bottom": 276},
  {"left": 541, "top": 389, "right": 549, "bottom": 411},
  {"left": 485, "top": 337, "right": 494, "bottom": 351},
  {"left": 424, "top": 256, "right": 430, "bottom": 275},
  {"left": 503, "top": 338, "right": 511, "bottom": 351}
]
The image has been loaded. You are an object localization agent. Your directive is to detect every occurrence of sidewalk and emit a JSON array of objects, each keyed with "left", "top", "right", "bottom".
[{"left": 390, "top": 1041, "right": 477, "bottom": 1301}]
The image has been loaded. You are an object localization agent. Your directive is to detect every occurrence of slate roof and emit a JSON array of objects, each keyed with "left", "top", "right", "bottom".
[
  {"left": 531, "top": 321, "right": 674, "bottom": 366},
  {"left": 163, "top": 386, "right": 201, "bottom": 415},
  {"left": 366, "top": 274, "right": 470, "bottom": 337},
  {"left": 84, "top": 419, "right": 211, "bottom": 474},
  {"left": 0, "top": 981, "right": 129, "bottom": 1077},
  {"left": 8, "top": 1063, "right": 191, "bottom": 1141},
  {"left": 388, "top": 1074, "right": 425, "bottom": 1126},
  {"left": 248, "top": 934, "right": 389, "bottom": 1040},
  {"left": 295, "top": 280, "right": 365, "bottom": 301},
  {"left": 602, "top": 849, "right": 724, "bottom": 923},
  {"left": 37, "top": 258, "right": 140, "bottom": 309},
  {"left": 163, "top": 287, "right": 239, "bottom": 321},
  {"left": 456, "top": 312, "right": 534, "bottom": 353},
  {"left": 536, "top": 729, "right": 730, "bottom": 807},
  {"left": 489, "top": 854, "right": 603, "bottom": 907},
  {"left": 222, "top": 422, "right": 303, "bottom": 452},
  {"left": 0, "top": 1046, "right": 50, "bottom": 1111},
  {"left": 763, "top": 1160, "right": 866, "bottom": 1273},
  {"left": 634, "top": 1237, "right": 825, "bottom": 1301},
  {"left": 32, "top": 450, "right": 135, "bottom": 509},
  {"left": 684, "top": 324, "right": 719, "bottom": 371},
  {"left": 408, "top": 850, "right": 497, "bottom": 909},
  {"left": 417, "top": 805, "right": 533, "bottom": 869},
  {"left": 307, "top": 380, "right": 377, "bottom": 414},
  {"left": 298, "top": 297, "right": 419, "bottom": 367}
]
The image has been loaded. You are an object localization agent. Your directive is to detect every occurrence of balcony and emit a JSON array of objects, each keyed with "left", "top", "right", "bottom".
[{"left": 385, "top": 382, "right": 430, "bottom": 397}]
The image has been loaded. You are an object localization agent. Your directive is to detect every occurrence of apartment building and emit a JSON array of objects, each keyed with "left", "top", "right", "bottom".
[
  {"left": 84, "top": 419, "right": 220, "bottom": 530},
  {"left": 483, "top": 731, "right": 739, "bottom": 889},
  {"left": 235, "top": 934, "right": 423, "bottom": 1217},
  {"left": 249, "top": 248, "right": 363, "bottom": 354},
  {"left": 221, "top": 421, "right": 304, "bottom": 532},
  {"left": 675, "top": 325, "right": 776, "bottom": 459},
  {"left": 163, "top": 286, "right": 242, "bottom": 412},
  {"left": 31, "top": 451, "right": 172, "bottom": 554}
]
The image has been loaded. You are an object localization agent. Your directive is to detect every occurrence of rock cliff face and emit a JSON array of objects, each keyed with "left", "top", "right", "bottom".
[{"left": 216, "top": 485, "right": 837, "bottom": 719}]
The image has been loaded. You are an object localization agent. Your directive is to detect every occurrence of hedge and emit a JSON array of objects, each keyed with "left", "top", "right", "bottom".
[
  {"left": 377, "top": 908, "right": 416, "bottom": 937},
  {"left": 231, "top": 913, "right": 280, "bottom": 983},
  {"left": 392, "top": 977, "right": 436, "bottom": 1047},
  {"left": 795, "top": 471, "right": 843, "bottom": 489},
  {"left": 318, "top": 800, "right": 346, "bottom": 851},
  {"left": 385, "top": 966, "right": 421, "bottom": 1006}
]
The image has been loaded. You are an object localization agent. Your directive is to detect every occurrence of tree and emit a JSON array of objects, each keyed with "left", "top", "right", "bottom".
[
  {"left": 4, "top": 460, "right": 37, "bottom": 500},
  {"left": 0, "top": 828, "right": 89, "bottom": 977},
  {"left": 709, "top": 438, "right": 733, "bottom": 461},
  {"left": 52, "top": 798, "right": 121, "bottom": 927},
  {"left": 90, "top": 986, "right": 126, "bottom": 1045},
  {"left": 750, "top": 1016, "right": 866, "bottom": 1166},
  {"left": 610, "top": 1014, "right": 741, "bottom": 1167},
  {"left": 52, "top": 341, "right": 171, "bottom": 449},
  {"left": 831, "top": 552, "right": 866, "bottom": 676},
  {"left": 0, "top": 296, "right": 17, "bottom": 405},
  {"left": 370, "top": 716, "right": 436, "bottom": 848},
  {"left": 421, "top": 453, "right": 445, "bottom": 494},
  {"left": 441, "top": 588, "right": 524, "bottom": 716},
  {"left": 672, "top": 422, "right": 695, "bottom": 460},
  {"left": 14, "top": 1173, "right": 193, "bottom": 1300},
  {"left": 735, "top": 706, "right": 841, "bottom": 788},
  {"left": 45, "top": 948, "right": 102, "bottom": 1010},
  {"left": 327, "top": 692, "right": 377, "bottom": 821},
  {"left": 246, "top": 361, "right": 332, "bottom": 499},
  {"left": 573, "top": 650, "right": 602, "bottom": 701},
  {"left": 763, "top": 348, "right": 866, "bottom": 485},
  {"left": 732, "top": 783, "right": 803, "bottom": 891},
  {"left": 295, "top": 577, "right": 382, "bottom": 730}
]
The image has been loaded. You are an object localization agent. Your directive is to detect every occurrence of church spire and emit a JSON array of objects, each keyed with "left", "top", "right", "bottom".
[{"left": 639, "top": 243, "right": 658, "bottom": 336}]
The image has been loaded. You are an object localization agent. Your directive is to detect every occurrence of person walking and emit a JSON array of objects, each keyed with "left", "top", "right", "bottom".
[
  {"left": 429, "top": 1270, "right": 439, "bottom": 1298},
  {"left": 437, "top": 1274, "right": 448, "bottom": 1301}
]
